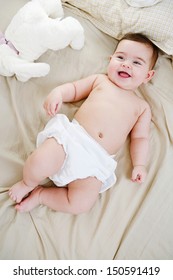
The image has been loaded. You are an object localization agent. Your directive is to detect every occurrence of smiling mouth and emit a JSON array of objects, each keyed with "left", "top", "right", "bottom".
[{"left": 118, "top": 71, "right": 131, "bottom": 78}]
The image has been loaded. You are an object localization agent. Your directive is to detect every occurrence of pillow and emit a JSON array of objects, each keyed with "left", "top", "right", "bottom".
[{"left": 62, "top": 0, "right": 173, "bottom": 55}]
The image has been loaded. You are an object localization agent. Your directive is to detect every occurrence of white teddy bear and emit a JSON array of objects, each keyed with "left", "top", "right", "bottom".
[{"left": 0, "top": 0, "right": 84, "bottom": 82}]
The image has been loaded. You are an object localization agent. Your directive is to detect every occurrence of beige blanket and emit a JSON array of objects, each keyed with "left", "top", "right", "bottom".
[{"left": 0, "top": 0, "right": 173, "bottom": 259}]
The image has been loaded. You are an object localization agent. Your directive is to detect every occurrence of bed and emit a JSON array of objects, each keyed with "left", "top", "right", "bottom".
[{"left": 0, "top": 0, "right": 173, "bottom": 260}]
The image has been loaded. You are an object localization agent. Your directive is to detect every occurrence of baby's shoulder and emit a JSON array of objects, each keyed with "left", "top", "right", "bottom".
[
  {"left": 96, "top": 73, "right": 108, "bottom": 81},
  {"left": 93, "top": 73, "right": 109, "bottom": 87},
  {"left": 140, "top": 98, "right": 151, "bottom": 110}
]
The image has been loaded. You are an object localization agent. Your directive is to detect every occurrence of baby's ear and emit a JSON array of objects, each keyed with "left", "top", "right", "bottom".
[{"left": 144, "top": 69, "right": 155, "bottom": 84}]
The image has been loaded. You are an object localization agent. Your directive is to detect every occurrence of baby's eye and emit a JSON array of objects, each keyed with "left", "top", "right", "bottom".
[
  {"left": 133, "top": 60, "right": 142, "bottom": 65},
  {"left": 117, "top": 56, "right": 124, "bottom": 60},
  {"left": 113, "top": 55, "right": 125, "bottom": 61}
]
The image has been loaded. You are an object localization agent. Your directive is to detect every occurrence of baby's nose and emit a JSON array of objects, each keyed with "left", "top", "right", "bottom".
[{"left": 122, "top": 61, "right": 131, "bottom": 68}]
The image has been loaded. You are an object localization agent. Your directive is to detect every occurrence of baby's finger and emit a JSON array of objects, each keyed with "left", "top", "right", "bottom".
[
  {"left": 43, "top": 101, "right": 50, "bottom": 115},
  {"left": 50, "top": 103, "right": 58, "bottom": 116}
]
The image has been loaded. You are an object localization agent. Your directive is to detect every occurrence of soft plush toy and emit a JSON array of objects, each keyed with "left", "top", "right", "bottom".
[{"left": 0, "top": 0, "right": 84, "bottom": 82}]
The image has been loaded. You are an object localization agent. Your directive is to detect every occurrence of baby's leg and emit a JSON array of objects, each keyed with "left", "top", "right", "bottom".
[
  {"left": 15, "top": 177, "right": 102, "bottom": 214},
  {"left": 66, "top": 177, "right": 102, "bottom": 214},
  {"left": 9, "top": 138, "right": 66, "bottom": 203}
]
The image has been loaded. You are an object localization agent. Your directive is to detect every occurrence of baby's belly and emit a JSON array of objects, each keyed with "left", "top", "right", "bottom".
[{"left": 74, "top": 115, "right": 126, "bottom": 155}]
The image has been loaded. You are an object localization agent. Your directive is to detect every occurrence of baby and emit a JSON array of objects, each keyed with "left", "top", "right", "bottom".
[{"left": 9, "top": 33, "right": 158, "bottom": 214}]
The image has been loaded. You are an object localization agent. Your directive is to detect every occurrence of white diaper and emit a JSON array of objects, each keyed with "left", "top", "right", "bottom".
[{"left": 37, "top": 114, "right": 117, "bottom": 193}]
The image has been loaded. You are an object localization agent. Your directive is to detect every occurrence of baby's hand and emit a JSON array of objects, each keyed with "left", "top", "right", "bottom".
[
  {"left": 43, "top": 90, "right": 63, "bottom": 116},
  {"left": 131, "top": 165, "right": 147, "bottom": 184}
]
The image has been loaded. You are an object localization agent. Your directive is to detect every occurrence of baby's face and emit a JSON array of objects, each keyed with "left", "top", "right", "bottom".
[{"left": 107, "top": 39, "right": 155, "bottom": 90}]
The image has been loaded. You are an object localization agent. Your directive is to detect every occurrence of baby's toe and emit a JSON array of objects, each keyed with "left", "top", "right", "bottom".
[
  {"left": 9, "top": 194, "right": 17, "bottom": 202},
  {"left": 9, "top": 191, "right": 19, "bottom": 202}
]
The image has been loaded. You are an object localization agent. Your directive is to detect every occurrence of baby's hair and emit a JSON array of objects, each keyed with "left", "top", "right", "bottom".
[{"left": 117, "top": 33, "right": 159, "bottom": 69}]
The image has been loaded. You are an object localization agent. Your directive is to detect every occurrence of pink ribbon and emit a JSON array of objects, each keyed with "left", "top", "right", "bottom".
[{"left": 0, "top": 31, "right": 19, "bottom": 55}]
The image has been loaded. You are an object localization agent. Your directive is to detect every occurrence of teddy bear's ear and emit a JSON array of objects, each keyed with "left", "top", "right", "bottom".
[{"left": 33, "top": 0, "right": 64, "bottom": 18}]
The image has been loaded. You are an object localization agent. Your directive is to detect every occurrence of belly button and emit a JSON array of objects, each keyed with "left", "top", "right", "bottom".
[{"left": 98, "top": 132, "right": 103, "bottom": 138}]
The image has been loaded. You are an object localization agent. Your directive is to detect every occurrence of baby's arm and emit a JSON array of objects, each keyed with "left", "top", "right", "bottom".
[
  {"left": 130, "top": 103, "right": 151, "bottom": 183},
  {"left": 44, "top": 74, "right": 98, "bottom": 116}
]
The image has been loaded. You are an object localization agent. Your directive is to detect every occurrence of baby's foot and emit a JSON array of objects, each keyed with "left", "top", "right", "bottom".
[
  {"left": 15, "top": 186, "right": 43, "bottom": 212},
  {"left": 9, "top": 180, "right": 35, "bottom": 203}
]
